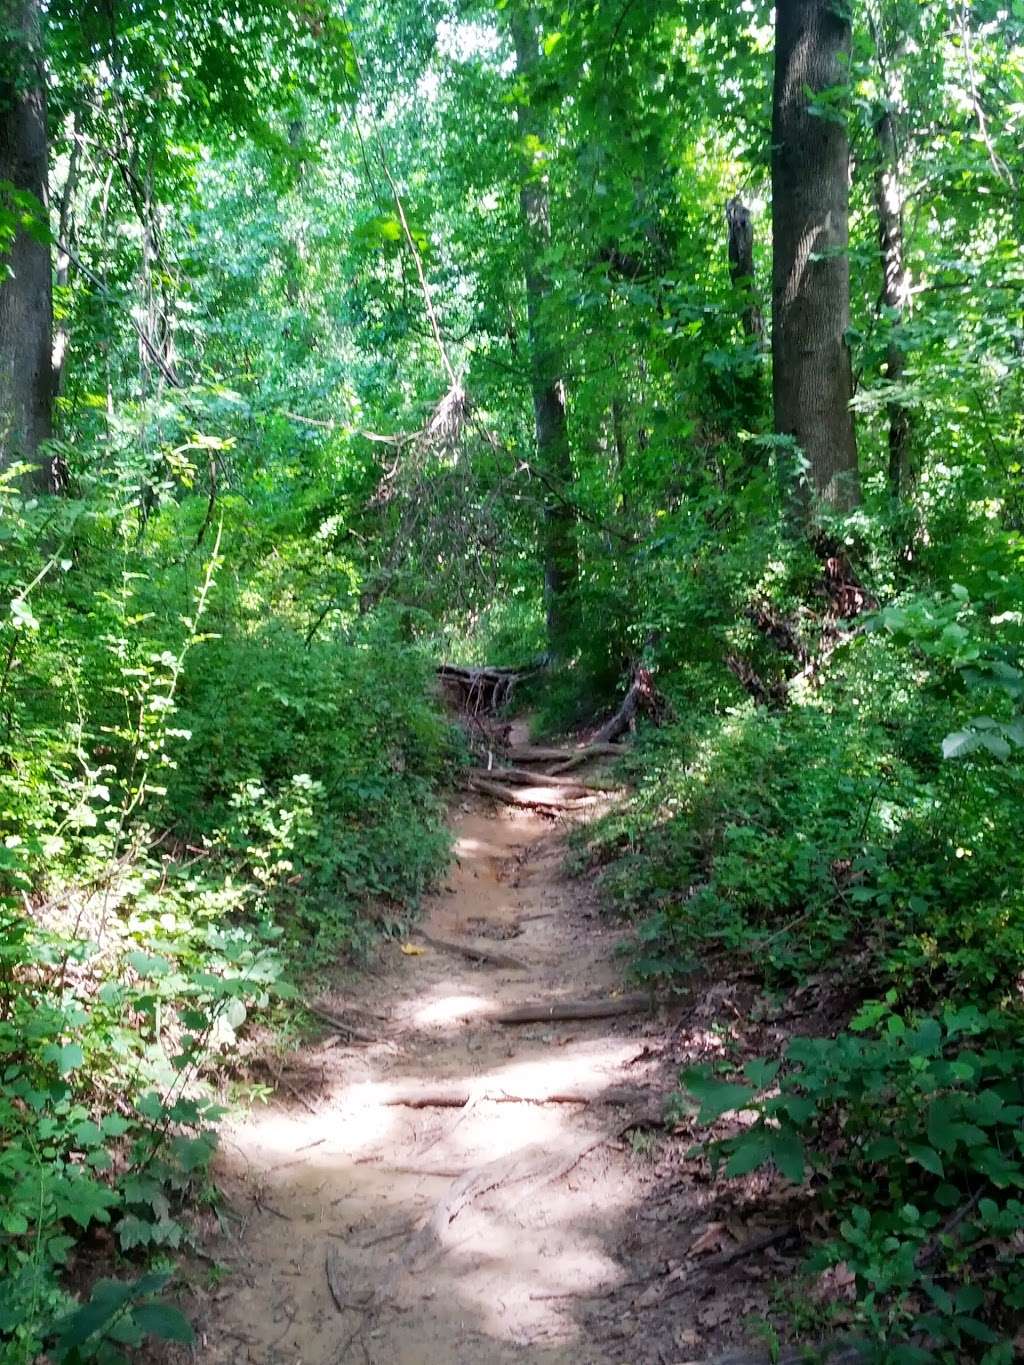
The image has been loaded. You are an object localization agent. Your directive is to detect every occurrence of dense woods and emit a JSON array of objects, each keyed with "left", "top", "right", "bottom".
[{"left": 0, "top": 0, "right": 1023, "bottom": 1359}]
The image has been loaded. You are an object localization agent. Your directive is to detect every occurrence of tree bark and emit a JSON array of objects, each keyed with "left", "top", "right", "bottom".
[
  {"left": 726, "top": 196, "right": 764, "bottom": 342},
  {"left": 772, "top": 0, "right": 859, "bottom": 512},
  {"left": 874, "top": 107, "right": 912, "bottom": 499},
  {"left": 0, "top": 0, "right": 54, "bottom": 489},
  {"left": 511, "top": 4, "right": 579, "bottom": 659}
]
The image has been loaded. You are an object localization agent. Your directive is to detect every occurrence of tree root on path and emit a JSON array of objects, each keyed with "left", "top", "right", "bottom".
[
  {"left": 466, "top": 775, "right": 597, "bottom": 813},
  {"left": 483, "top": 992, "right": 654, "bottom": 1023},
  {"left": 412, "top": 927, "right": 526, "bottom": 970},
  {"left": 382, "top": 1082, "right": 654, "bottom": 1109},
  {"left": 504, "top": 742, "right": 626, "bottom": 766},
  {"left": 388, "top": 1128, "right": 617, "bottom": 1281},
  {"left": 480, "top": 765, "right": 611, "bottom": 792}
]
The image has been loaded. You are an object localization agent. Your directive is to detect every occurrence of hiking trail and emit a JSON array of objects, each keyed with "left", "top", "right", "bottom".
[{"left": 191, "top": 763, "right": 673, "bottom": 1363}]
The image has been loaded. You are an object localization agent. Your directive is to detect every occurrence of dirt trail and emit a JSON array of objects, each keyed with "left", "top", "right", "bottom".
[{"left": 195, "top": 787, "right": 669, "bottom": 1364}]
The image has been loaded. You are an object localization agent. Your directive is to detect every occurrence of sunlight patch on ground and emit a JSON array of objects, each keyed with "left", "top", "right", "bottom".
[{"left": 413, "top": 992, "right": 490, "bottom": 1025}]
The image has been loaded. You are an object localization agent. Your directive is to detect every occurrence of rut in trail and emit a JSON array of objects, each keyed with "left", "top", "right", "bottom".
[{"left": 194, "top": 787, "right": 667, "bottom": 1364}]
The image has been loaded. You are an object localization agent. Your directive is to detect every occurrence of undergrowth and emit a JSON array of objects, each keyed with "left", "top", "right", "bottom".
[
  {"left": 0, "top": 464, "right": 454, "bottom": 1362},
  {"left": 574, "top": 544, "right": 1024, "bottom": 1363}
]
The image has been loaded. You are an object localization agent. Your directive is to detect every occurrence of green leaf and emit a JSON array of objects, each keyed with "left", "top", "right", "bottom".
[
  {"left": 907, "top": 1144, "right": 944, "bottom": 1177},
  {"left": 43, "top": 1042, "right": 85, "bottom": 1076},
  {"left": 770, "top": 1130, "right": 806, "bottom": 1183},
  {"left": 131, "top": 1303, "right": 194, "bottom": 1344},
  {"left": 743, "top": 1059, "right": 781, "bottom": 1088},
  {"left": 724, "top": 1130, "right": 773, "bottom": 1177}
]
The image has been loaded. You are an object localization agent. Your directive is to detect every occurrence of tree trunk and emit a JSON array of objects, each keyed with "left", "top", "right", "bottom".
[
  {"left": 772, "top": 0, "right": 859, "bottom": 512},
  {"left": 874, "top": 106, "right": 912, "bottom": 499},
  {"left": 511, "top": 4, "right": 579, "bottom": 659},
  {"left": 0, "top": 0, "right": 54, "bottom": 490},
  {"left": 726, "top": 196, "right": 764, "bottom": 342}
]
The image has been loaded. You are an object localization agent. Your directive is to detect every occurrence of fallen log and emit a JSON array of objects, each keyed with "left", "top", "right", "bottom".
[
  {"left": 484, "top": 993, "right": 653, "bottom": 1024},
  {"left": 412, "top": 928, "right": 526, "bottom": 971},
  {"left": 383, "top": 1083, "right": 652, "bottom": 1109}
]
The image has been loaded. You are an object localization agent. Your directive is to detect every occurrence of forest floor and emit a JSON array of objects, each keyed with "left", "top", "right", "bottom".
[{"left": 178, "top": 745, "right": 829, "bottom": 1365}]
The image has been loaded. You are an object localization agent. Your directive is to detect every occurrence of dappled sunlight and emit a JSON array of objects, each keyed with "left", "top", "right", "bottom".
[{"left": 412, "top": 992, "right": 490, "bottom": 1026}]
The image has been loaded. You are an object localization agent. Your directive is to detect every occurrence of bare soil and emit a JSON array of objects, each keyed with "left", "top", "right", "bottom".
[{"left": 180, "top": 778, "right": 838, "bottom": 1364}]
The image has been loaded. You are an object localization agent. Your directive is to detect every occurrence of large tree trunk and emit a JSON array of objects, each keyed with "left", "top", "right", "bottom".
[
  {"left": 875, "top": 108, "right": 912, "bottom": 499},
  {"left": 0, "top": 0, "right": 54, "bottom": 490},
  {"left": 772, "top": 0, "right": 859, "bottom": 512},
  {"left": 511, "top": 4, "right": 579, "bottom": 659}
]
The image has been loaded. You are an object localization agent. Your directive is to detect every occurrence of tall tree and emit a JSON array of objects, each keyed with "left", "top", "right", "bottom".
[
  {"left": 510, "top": 3, "right": 579, "bottom": 659},
  {"left": 772, "top": 0, "right": 859, "bottom": 511},
  {"left": 0, "top": 0, "right": 54, "bottom": 488}
]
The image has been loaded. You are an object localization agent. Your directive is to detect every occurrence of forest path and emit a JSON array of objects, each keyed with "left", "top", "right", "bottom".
[{"left": 194, "top": 773, "right": 670, "bottom": 1364}]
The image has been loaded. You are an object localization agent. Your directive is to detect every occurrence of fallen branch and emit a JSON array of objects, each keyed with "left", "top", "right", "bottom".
[
  {"left": 412, "top": 928, "right": 526, "bottom": 971},
  {"left": 484, "top": 993, "right": 653, "bottom": 1024}
]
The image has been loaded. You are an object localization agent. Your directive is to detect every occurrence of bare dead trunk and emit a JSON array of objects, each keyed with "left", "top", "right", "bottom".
[
  {"left": 0, "top": 0, "right": 54, "bottom": 490},
  {"left": 511, "top": 4, "right": 579, "bottom": 659},
  {"left": 726, "top": 196, "right": 764, "bottom": 342},
  {"left": 772, "top": 0, "right": 859, "bottom": 512},
  {"left": 874, "top": 106, "right": 912, "bottom": 498}
]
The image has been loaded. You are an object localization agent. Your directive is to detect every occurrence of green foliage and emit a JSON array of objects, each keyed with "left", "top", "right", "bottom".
[
  {"left": 678, "top": 1002, "right": 1024, "bottom": 1362},
  {"left": 0, "top": 419, "right": 453, "bottom": 1354}
]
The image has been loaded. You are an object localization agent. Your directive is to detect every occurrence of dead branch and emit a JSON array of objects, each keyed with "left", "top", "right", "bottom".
[{"left": 412, "top": 928, "right": 526, "bottom": 971}]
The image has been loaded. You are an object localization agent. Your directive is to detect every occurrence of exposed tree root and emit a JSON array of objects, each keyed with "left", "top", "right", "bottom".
[
  {"left": 382, "top": 1082, "right": 652, "bottom": 1109},
  {"left": 591, "top": 665, "right": 671, "bottom": 745},
  {"left": 484, "top": 992, "right": 653, "bottom": 1024},
  {"left": 392, "top": 1129, "right": 615, "bottom": 1278},
  {"left": 505, "top": 742, "right": 626, "bottom": 766},
  {"left": 466, "top": 776, "right": 595, "bottom": 813},
  {"left": 436, "top": 663, "right": 537, "bottom": 716},
  {"left": 481, "top": 765, "right": 607, "bottom": 792},
  {"left": 412, "top": 928, "right": 526, "bottom": 971}
]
